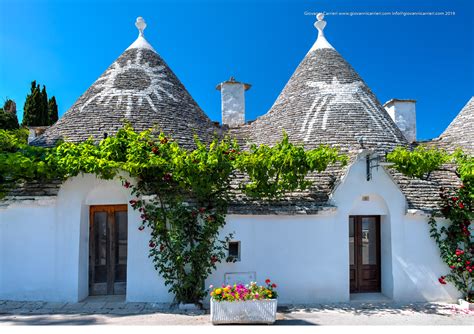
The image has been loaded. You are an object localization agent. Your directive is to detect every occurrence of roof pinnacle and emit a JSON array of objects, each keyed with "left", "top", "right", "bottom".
[
  {"left": 308, "top": 12, "right": 334, "bottom": 52},
  {"left": 314, "top": 13, "right": 327, "bottom": 36},
  {"left": 135, "top": 17, "right": 147, "bottom": 37},
  {"left": 127, "top": 17, "right": 156, "bottom": 52}
]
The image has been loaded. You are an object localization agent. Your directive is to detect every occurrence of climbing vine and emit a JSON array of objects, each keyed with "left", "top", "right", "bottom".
[
  {"left": 0, "top": 126, "right": 347, "bottom": 304},
  {"left": 388, "top": 147, "right": 473, "bottom": 302},
  {"left": 386, "top": 146, "right": 451, "bottom": 179}
]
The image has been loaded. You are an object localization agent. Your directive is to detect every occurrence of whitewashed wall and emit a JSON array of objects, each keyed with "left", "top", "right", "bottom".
[
  {"left": 0, "top": 174, "right": 173, "bottom": 303},
  {"left": 0, "top": 199, "right": 57, "bottom": 301},
  {"left": 0, "top": 156, "right": 461, "bottom": 303},
  {"left": 206, "top": 153, "right": 461, "bottom": 303}
]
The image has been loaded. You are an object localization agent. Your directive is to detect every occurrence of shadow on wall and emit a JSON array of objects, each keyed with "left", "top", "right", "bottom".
[{"left": 394, "top": 255, "right": 459, "bottom": 302}]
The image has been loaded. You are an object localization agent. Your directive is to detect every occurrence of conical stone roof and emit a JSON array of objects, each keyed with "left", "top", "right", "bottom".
[
  {"left": 32, "top": 17, "right": 217, "bottom": 148},
  {"left": 228, "top": 14, "right": 411, "bottom": 214},
  {"left": 437, "top": 97, "right": 474, "bottom": 154},
  {"left": 239, "top": 14, "right": 407, "bottom": 153}
]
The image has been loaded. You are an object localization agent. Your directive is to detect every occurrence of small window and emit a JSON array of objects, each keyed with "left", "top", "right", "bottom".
[{"left": 227, "top": 241, "right": 241, "bottom": 262}]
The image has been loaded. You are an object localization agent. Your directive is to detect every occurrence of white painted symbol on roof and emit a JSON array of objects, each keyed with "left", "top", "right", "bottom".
[
  {"left": 301, "top": 77, "right": 399, "bottom": 142},
  {"left": 79, "top": 49, "right": 176, "bottom": 117}
]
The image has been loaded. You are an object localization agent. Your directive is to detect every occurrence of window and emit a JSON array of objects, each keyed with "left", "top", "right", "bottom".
[{"left": 227, "top": 241, "right": 241, "bottom": 262}]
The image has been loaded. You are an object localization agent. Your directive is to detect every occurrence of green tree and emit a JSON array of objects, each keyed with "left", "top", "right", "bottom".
[
  {"left": 0, "top": 99, "right": 19, "bottom": 130},
  {"left": 48, "top": 96, "right": 58, "bottom": 125},
  {"left": 22, "top": 81, "right": 42, "bottom": 126},
  {"left": 40, "top": 85, "right": 49, "bottom": 125},
  {"left": 22, "top": 81, "right": 57, "bottom": 126}
]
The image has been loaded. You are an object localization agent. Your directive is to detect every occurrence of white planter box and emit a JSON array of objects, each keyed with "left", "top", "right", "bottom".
[{"left": 211, "top": 299, "right": 278, "bottom": 325}]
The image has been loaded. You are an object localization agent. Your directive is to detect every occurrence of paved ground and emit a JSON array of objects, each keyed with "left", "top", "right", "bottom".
[{"left": 0, "top": 298, "right": 473, "bottom": 325}]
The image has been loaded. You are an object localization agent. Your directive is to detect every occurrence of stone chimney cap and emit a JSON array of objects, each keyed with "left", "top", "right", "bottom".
[
  {"left": 383, "top": 98, "right": 417, "bottom": 107},
  {"left": 216, "top": 76, "right": 251, "bottom": 91}
]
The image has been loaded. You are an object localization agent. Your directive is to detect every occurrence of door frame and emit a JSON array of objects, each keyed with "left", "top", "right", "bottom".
[
  {"left": 349, "top": 215, "right": 381, "bottom": 293},
  {"left": 89, "top": 204, "right": 128, "bottom": 296}
]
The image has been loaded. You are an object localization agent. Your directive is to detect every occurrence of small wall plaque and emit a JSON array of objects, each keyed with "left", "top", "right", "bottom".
[{"left": 224, "top": 272, "right": 256, "bottom": 286}]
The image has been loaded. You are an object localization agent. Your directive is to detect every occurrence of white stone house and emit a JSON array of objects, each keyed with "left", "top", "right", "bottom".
[{"left": 1, "top": 16, "right": 472, "bottom": 304}]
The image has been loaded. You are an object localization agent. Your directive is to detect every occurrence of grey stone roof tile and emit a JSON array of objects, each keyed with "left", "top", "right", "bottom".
[
  {"left": 31, "top": 44, "right": 220, "bottom": 149},
  {"left": 436, "top": 97, "right": 474, "bottom": 154}
]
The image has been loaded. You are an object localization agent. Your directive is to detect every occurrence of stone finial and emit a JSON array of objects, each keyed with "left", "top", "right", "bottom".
[
  {"left": 135, "top": 17, "right": 147, "bottom": 37},
  {"left": 314, "top": 13, "right": 327, "bottom": 36},
  {"left": 308, "top": 12, "right": 334, "bottom": 51}
]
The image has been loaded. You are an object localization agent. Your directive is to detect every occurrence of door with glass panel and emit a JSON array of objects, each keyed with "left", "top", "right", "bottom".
[
  {"left": 349, "top": 216, "right": 381, "bottom": 293},
  {"left": 89, "top": 205, "right": 128, "bottom": 295}
]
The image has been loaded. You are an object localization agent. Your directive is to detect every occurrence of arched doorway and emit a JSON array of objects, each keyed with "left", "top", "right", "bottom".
[
  {"left": 89, "top": 204, "right": 128, "bottom": 296},
  {"left": 349, "top": 215, "right": 381, "bottom": 293}
]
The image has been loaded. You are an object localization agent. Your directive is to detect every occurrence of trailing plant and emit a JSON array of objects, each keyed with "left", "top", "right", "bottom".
[
  {"left": 430, "top": 179, "right": 473, "bottom": 302},
  {"left": 0, "top": 126, "right": 347, "bottom": 305},
  {"left": 388, "top": 145, "right": 473, "bottom": 302},
  {"left": 386, "top": 146, "right": 450, "bottom": 179}
]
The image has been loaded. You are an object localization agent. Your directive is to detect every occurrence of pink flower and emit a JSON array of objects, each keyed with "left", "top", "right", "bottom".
[
  {"left": 438, "top": 276, "right": 447, "bottom": 285},
  {"left": 265, "top": 279, "right": 271, "bottom": 284}
]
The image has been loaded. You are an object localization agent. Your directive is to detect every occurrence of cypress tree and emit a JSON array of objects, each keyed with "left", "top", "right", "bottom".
[
  {"left": 22, "top": 81, "right": 40, "bottom": 126},
  {"left": 22, "top": 81, "right": 57, "bottom": 126},
  {"left": 40, "top": 85, "right": 49, "bottom": 125},
  {"left": 48, "top": 96, "right": 58, "bottom": 125}
]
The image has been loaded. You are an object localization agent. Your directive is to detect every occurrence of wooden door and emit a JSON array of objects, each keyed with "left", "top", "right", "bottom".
[
  {"left": 349, "top": 216, "right": 381, "bottom": 293},
  {"left": 89, "top": 205, "right": 128, "bottom": 296}
]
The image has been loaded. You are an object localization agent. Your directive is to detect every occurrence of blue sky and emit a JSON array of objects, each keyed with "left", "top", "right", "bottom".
[{"left": 0, "top": 0, "right": 472, "bottom": 140}]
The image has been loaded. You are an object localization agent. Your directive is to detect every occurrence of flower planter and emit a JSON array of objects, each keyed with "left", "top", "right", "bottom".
[
  {"left": 458, "top": 299, "right": 474, "bottom": 311},
  {"left": 210, "top": 299, "right": 278, "bottom": 325}
]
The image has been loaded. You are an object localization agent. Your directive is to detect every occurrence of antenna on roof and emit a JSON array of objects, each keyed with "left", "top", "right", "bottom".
[{"left": 135, "top": 17, "right": 147, "bottom": 37}]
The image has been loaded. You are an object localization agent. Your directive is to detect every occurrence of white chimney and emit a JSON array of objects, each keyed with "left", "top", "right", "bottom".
[
  {"left": 216, "top": 76, "right": 251, "bottom": 128},
  {"left": 383, "top": 99, "right": 417, "bottom": 142}
]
